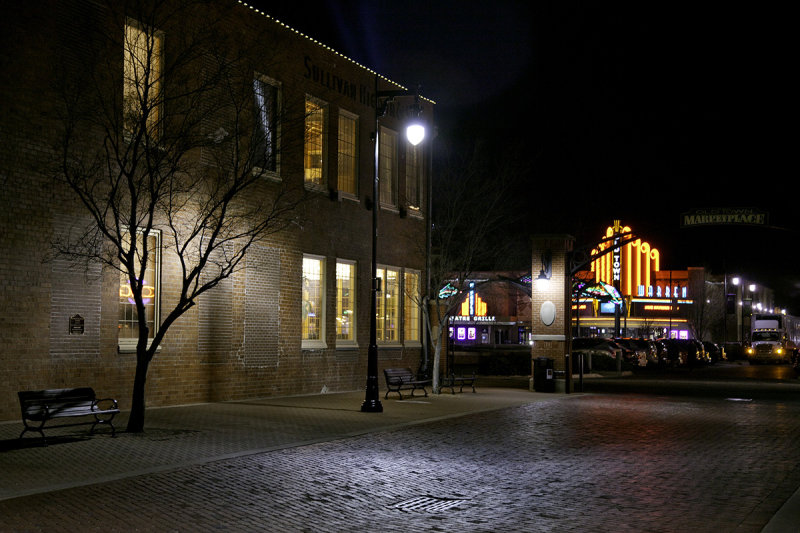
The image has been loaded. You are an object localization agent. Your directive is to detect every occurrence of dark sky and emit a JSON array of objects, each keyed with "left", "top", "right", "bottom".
[{"left": 256, "top": 1, "right": 798, "bottom": 310}]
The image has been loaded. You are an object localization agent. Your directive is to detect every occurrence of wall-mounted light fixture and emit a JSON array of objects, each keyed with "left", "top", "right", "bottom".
[{"left": 535, "top": 250, "right": 552, "bottom": 291}]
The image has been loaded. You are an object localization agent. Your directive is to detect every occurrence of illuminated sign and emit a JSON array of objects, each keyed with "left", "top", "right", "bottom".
[
  {"left": 644, "top": 305, "right": 674, "bottom": 311},
  {"left": 454, "top": 327, "right": 477, "bottom": 341},
  {"left": 637, "top": 285, "right": 688, "bottom": 299},
  {"left": 681, "top": 208, "right": 768, "bottom": 227},
  {"left": 461, "top": 282, "right": 488, "bottom": 317},
  {"left": 450, "top": 282, "right": 496, "bottom": 323},
  {"left": 591, "top": 222, "right": 660, "bottom": 297},
  {"left": 612, "top": 220, "right": 622, "bottom": 282}
]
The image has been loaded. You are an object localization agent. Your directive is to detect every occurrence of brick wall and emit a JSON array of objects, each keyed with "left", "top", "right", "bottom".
[
  {"left": 530, "top": 236, "right": 574, "bottom": 373},
  {"left": 0, "top": 1, "right": 427, "bottom": 421}
]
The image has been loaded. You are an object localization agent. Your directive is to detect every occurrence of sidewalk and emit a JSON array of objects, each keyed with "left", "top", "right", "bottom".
[
  {"left": 0, "top": 387, "right": 553, "bottom": 501},
  {"left": 2, "top": 383, "right": 799, "bottom": 532}
]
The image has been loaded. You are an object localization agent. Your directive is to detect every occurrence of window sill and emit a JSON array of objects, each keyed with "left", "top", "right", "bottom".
[
  {"left": 380, "top": 203, "right": 400, "bottom": 214},
  {"left": 336, "top": 340, "right": 359, "bottom": 350},
  {"left": 253, "top": 167, "right": 281, "bottom": 182},
  {"left": 302, "top": 339, "right": 328, "bottom": 351},
  {"left": 377, "top": 342, "right": 403, "bottom": 349},
  {"left": 304, "top": 182, "right": 327, "bottom": 193},
  {"left": 118, "top": 340, "right": 161, "bottom": 354}
]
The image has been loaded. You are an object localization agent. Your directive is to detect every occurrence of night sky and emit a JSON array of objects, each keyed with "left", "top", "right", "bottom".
[{"left": 255, "top": 1, "right": 797, "bottom": 310}]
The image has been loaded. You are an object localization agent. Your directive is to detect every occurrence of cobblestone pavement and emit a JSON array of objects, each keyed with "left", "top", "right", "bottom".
[{"left": 2, "top": 389, "right": 800, "bottom": 532}]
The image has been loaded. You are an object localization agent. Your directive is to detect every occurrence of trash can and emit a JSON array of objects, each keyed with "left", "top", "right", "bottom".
[{"left": 533, "top": 357, "right": 555, "bottom": 392}]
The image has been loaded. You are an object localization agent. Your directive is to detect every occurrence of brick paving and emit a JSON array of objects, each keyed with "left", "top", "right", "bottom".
[{"left": 2, "top": 387, "right": 800, "bottom": 532}]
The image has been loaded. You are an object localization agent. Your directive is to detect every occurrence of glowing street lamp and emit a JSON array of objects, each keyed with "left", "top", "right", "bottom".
[
  {"left": 406, "top": 121, "right": 425, "bottom": 147},
  {"left": 362, "top": 77, "right": 427, "bottom": 413}
]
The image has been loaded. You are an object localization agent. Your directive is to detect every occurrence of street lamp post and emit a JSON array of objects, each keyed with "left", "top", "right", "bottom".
[{"left": 361, "top": 76, "right": 425, "bottom": 413}]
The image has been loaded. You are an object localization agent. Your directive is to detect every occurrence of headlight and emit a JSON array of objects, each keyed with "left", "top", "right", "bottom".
[
  {"left": 776, "top": 348, "right": 784, "bottom": 355},
  {"left": 747, "top": 347, "right": 754, "bottom": 355}
]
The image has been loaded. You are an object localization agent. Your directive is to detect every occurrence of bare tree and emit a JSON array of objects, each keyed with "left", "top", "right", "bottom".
[
  {"left": 51, "top": 0, "right": 304, "bottom": 432},
  {"left": 413, "top": 139, "right": 528, "bottom": 392}
]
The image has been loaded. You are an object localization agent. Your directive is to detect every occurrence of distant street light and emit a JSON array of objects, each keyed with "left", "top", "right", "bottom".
[{"left": 361, "top": 77, "right": 426, "bottom": 413}]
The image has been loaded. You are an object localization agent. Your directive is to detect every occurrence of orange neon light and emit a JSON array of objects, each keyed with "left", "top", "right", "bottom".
[
  {"left": 589, "top": 221, "right": 660, "bottom": 298},
  {"left": 460, "top": 295, "right": 487, "bottom": 317}
]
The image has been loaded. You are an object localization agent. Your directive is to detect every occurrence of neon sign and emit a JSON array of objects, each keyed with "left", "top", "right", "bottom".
[
  {"left": 450, "top": 282, "right": 496, "bottom": 324},
  {"left": 120, "top": 280, "right": 155, "bottom": 305},
  {"left": 637, "top": 285, "right": 687, "bottom": 299},
  {"left": 591, "top": 222, "right": 661, "bottom": 297}
]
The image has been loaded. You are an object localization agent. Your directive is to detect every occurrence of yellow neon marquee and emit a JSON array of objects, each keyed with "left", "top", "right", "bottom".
[{"left": 590, "top": 222, "right": 660, "bottom": 298}]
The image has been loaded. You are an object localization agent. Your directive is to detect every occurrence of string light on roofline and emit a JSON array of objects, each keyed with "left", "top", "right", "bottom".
[{"left": 236, "top": 0, "right": 435, "bottom": 104}]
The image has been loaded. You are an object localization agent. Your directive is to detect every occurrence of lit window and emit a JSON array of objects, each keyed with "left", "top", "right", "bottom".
[
  {"left": 123, "top": 20, "right": 163, "bottom": 139},
  {"left": 404, "top": 270, "right": 420, "bottom": 342},
  {"left": 304, "top": 97, "right": 326, "bottom": 186},
  {"left": 377, "top": 266, "right": 400, "bottom": 342},
  {"left": 302, "top": 255, "right": 325, "bottom": 347},
  {"left": 336, "top": 261, "right": 356, "bottom": 343},
  {"left": 119, "top": 230, "right": 160, "bottom": 350},
  {"left": 379, "top": 127, "right": 397, "bottom": 205},
  {"left": 337, "top": 110, "right": 358, "bottom": 195},
  {"left": 405, "top": 144, "right": 422, "bottom": 210},
  {"left": 253, "top": 75, "right": 280, "bottom": 174}
]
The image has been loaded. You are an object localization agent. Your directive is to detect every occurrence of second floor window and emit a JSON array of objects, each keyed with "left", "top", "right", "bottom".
[
  {"left": 405, "top": 144, "right": 422, "bottom": 210},
  {"left": 123, "top": 20, "right": 163, "bottom": 139},
  {"left": 304, "top": 97, "right": 326, "bottom": 187},
  {"left": 253, "top": 76, "right": 280, "bottom": 174},
  {"left": 337, "top": 110, "right": 358, "bottom": 196},
  {"left": 378, "top": 127, "right": 397, "bottom": 205}
]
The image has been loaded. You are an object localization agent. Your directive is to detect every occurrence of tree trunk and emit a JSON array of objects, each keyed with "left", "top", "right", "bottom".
[
  {"left": 126, "top": 352, "right": 150, "bottom": 433},
  {"left": 431, "top": 324, "right": 442, "bottom": 393}
]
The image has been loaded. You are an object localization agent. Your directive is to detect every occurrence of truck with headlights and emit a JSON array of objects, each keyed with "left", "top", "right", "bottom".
[{"left": 747, "top": 313, "right": 799, "bottom": 364}]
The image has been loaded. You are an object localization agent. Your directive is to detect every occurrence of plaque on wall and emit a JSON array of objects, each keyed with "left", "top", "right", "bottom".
[
  {"left": 540, "top": 301, "right": 556, "bottom": 326},
  {"left": 69, "top": 314, "right": 85, "bottom": 335}
]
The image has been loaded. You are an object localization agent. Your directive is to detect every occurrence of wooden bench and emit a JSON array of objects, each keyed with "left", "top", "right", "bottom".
[
  {"left": 440, "top": 373, "right": 477, "bottom": 394},
  {"left": 18, "top": 387, "right": 120, "bottom": 444},
  {"left": 383, "top": 368, "right": 432, "bottom": 399}
]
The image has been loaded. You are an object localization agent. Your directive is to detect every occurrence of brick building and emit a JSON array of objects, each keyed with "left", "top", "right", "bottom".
[{"left": 0, "top": 1, "right": 432, "bottom": 421}]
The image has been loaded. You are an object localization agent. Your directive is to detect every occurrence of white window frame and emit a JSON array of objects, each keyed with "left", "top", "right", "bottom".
[
  {"left": 118, "top": 228, "right": 161, "bottom": 353},
  {"left": 335, "top": 259, "right": 358, "bottom": 349},
  {"left": 376, "top": 265, "right": 401, "bottom": 345},
  {"left": 301, "top": 254, "right": 327, "bottom": 350}
]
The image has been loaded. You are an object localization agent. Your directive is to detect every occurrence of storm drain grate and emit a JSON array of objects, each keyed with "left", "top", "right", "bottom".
[{"left": 393, "top": 496, "right": 468, "bottom": 513}]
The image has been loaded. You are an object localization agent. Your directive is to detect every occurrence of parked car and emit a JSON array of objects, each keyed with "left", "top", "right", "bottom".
[
  {"left": 660, "top": 339, "right": 709, "bottom": 367},
  {"left": 651, "top": 338, "right": 672, "bottom": 368},
  {"left": 572, "top": 337, "right": 632, "bottom": 371},
  {"left": 702, "top": 342, "right": 726, "bottom": 364},
  {"left": 615, "top": 338, "right": 659, "bottom": 367},
  {"left": 572, "top": 338, "right": 622, "bottom": 358}
]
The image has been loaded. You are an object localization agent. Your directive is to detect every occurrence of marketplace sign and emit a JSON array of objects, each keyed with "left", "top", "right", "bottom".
[{"left": 681, "top": 208, "right": 768, "bottom": 227}]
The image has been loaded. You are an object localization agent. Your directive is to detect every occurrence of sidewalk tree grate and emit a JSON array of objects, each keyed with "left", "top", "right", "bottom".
[{"left": 393, "top": 496, "right": 468, "bottom": 513}]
